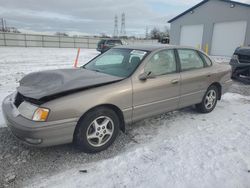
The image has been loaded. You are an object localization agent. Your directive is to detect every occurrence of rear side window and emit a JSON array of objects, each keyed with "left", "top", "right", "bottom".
[
  {"left": 177, "top": 49, "right": 204, "bottom": 71},
  {"left": 106, "top": 40, "right": 122, "bottom": 45},
  {"left": 98, "top": 40, "right": 105, "bottom": 45},
  {"left": 144, "top": 49, "right": 177, "bottom": 76},
  {"left": 200, "top": 53, "right": 212, "bottom": 67},
  {"left": 115, "top": 40, "right": 122, "bottom": 45}
]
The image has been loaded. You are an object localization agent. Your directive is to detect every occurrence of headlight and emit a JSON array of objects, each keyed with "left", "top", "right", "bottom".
[
  {"left": 17, "top": 101, "right": 50, "bottom": 122},
  {"left": 18, "top": 101, "right": 38, "bottom": 119},
  {"left": 32, "top": 108, "right": 50, "bottom": 122},
  {"left": 232, "top": 54, "right": 239, "bottom": 61}
]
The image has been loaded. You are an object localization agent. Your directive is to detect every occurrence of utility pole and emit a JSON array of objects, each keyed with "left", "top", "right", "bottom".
[
  {"left": 120, "top": 13, "right": 126, "bottom": 37},
  {"left": 1, "top": 18, "right": 5, "bottom": 32},
  {"left": 1, "top": 18, "right": 7, "bottom": 32},
  {"left": 113, "top": 15, "right": 118, "bottom": 38},
  {"left": 4, "top": 19, "right": 6, "bottom": 31},
  {"left": 145, "top": 26, "right": 149, "bottom": 39}
]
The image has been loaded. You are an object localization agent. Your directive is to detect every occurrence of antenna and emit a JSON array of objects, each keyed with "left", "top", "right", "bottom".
[
  {"left": 120, "top": 13, "right": 126, "bottom": 37},
  {"left": 113, "top": 15, "right": 118, "bottom": 37}
]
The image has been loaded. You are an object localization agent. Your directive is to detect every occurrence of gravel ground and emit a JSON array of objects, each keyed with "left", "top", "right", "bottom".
[
  {"left": 0, "top": 127, "right": 134, "bottom": 187},
  {"left": 0, "top": 81, "right": 249, "bottom": 188}
]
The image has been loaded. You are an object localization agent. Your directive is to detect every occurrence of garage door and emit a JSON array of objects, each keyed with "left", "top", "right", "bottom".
[
  {"left": 180, "top": 25, "right": 204, "bottom": 49},
  {"left": 211, "top": 21, "right": 247, "bottom": 56}
]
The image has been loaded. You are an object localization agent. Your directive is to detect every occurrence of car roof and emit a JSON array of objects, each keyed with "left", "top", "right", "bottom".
[{"left": 113, "top": 44, "right": 199, "bottom": 52}]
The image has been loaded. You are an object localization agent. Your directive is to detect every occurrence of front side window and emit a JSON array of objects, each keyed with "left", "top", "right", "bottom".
[
  {"left": 144, "top": 49, "right": 177, "bottom": 76},
  {"left": 178, "top": 49, "right": 204, "bottom": 71},
  {"left": 84, "top": 48, "right": 148, "bottom": 77}
]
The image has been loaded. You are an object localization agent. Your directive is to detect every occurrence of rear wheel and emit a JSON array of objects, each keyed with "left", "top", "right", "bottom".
[
  {"left": 74, "top": 107, "right": 120, "bottom": 153},
  {"left": 196, "top": 85, "right": 218, "bottom": 113}
]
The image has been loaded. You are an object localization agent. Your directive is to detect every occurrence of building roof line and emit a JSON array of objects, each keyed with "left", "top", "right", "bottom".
[{"left": 168, "top": 0, "right": 250, "bottom": 23}]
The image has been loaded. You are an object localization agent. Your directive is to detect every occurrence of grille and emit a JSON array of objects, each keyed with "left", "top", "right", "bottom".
[
  {"left": 14, "top": 92, "right": 24, "bottom": 108},
  {"left": 238, "top": 55, "right": 250, "bottom": 64}
]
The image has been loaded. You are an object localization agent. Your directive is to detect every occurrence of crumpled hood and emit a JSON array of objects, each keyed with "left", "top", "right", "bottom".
[{"left": 17, "top": 68, "right": 123, "bottom": 100}]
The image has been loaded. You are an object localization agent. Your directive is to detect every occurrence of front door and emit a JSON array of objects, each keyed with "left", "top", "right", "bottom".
[{"left": 132, "top": 49, "right": 180, "bottom": 122}]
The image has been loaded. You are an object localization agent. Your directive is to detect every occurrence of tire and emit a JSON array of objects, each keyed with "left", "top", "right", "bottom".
[
  {"left": 196, "top": 85, "right": 218, "bottom": 113},
  {"left": 74, "top": 107, "right": 120, "bottom": 153}
]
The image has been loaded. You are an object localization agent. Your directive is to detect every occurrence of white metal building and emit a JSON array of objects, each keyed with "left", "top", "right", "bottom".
[{"left": 168, "top": 0, "right": 250, "bottom": 56}]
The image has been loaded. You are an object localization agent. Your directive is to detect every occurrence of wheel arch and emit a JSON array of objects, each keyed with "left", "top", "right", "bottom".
[
  {"left": 74, "top": 104, "right": 126, "bottom": 139},
  {"left": 209, "top": 82, "right": 222, "bottom": 100}
]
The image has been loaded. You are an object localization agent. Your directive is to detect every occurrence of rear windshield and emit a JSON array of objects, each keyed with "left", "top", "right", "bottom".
[
  {"left": 106, "top": 40, "right": 122, "bottom": 45},
  {"left": 83, "top": 48, "right": 148, "bottom": 77},
  {"left": 98, "top": 40, "right": 105, "bottom": 45}
]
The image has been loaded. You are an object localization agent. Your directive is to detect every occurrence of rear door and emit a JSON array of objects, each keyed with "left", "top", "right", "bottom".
[
  {"left": 177, "top": 49, "right": 212, "bottom": 108},
  {"left": 132, "top": 49, "right": 180, "bottom": 121}
]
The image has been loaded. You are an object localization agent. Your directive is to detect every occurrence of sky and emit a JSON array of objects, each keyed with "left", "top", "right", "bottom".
[{"left": 0, "top": 0, "right": 250, "bottom": 37}]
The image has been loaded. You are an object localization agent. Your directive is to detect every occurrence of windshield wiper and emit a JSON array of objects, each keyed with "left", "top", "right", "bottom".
[
  {"left": 81, "top": 66, "right": 100, "bottom": 73},
  {"left": 91, "top": 69, "right": 101, "bottom": 72}
]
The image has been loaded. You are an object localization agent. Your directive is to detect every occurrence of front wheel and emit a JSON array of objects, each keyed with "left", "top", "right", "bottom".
[
  {"left": 74, "top": 107, "right": 120, "bottom": 153},
  {"left": 196, "top": 85, "right": 218, "bottom": 113}
]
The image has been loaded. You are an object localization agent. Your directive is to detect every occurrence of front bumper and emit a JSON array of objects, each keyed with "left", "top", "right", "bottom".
[
  {"left": 230, "top": 59, "right": 250, "bottom": 84},
  {"left": 230, "top": 59, "right": 250, "bottom": 72},
  {"left": 2, "top": 94, "right": 77, "bottom": 147}
]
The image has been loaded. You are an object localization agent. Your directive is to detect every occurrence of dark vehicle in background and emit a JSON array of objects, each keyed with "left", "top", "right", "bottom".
[
  {"left": 158, "top": 37, "right": 170, "bottom": 44},
  {"left": 230, "top": 47, "right": 250, "bottom": 84},
  {"left": 97, "top": 39, "right": 123, "bottom": 53}
]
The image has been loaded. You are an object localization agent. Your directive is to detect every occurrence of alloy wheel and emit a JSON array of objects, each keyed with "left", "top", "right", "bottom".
[
  {"left": 86, "top": 116, "right": 114, "bottom": 147},
  {"left": 205, "top": 89, "right": 217, "bottom": 110}
]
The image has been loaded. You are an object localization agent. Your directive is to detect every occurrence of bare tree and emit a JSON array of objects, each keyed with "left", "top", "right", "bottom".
[{"left": 150, "top": 27, "right": 161, "bottom": 39}]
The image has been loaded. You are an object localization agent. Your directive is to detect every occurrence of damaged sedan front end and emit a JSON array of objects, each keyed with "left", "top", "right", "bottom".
[{"left": 230, "top": 47, "right": 250, "bottom": 84}]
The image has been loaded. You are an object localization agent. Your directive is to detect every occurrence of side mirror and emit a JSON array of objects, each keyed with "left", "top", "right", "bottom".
[{"left": 138, "top": 71, "right": 155, "bottom": 81}]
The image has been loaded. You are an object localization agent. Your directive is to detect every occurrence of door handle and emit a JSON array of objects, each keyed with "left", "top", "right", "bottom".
[{"left": 171, "top": 79, "right": 179, "bottom": 84}]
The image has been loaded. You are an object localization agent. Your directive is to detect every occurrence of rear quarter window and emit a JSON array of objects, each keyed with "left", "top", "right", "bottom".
[{"left": 200, "top": 53, "right": 213, "bottom": 67}]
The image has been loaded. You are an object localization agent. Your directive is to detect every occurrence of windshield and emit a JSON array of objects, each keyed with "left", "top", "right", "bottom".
[{"left": 83, "top": 48, "right": 148, "bottom": 77}]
